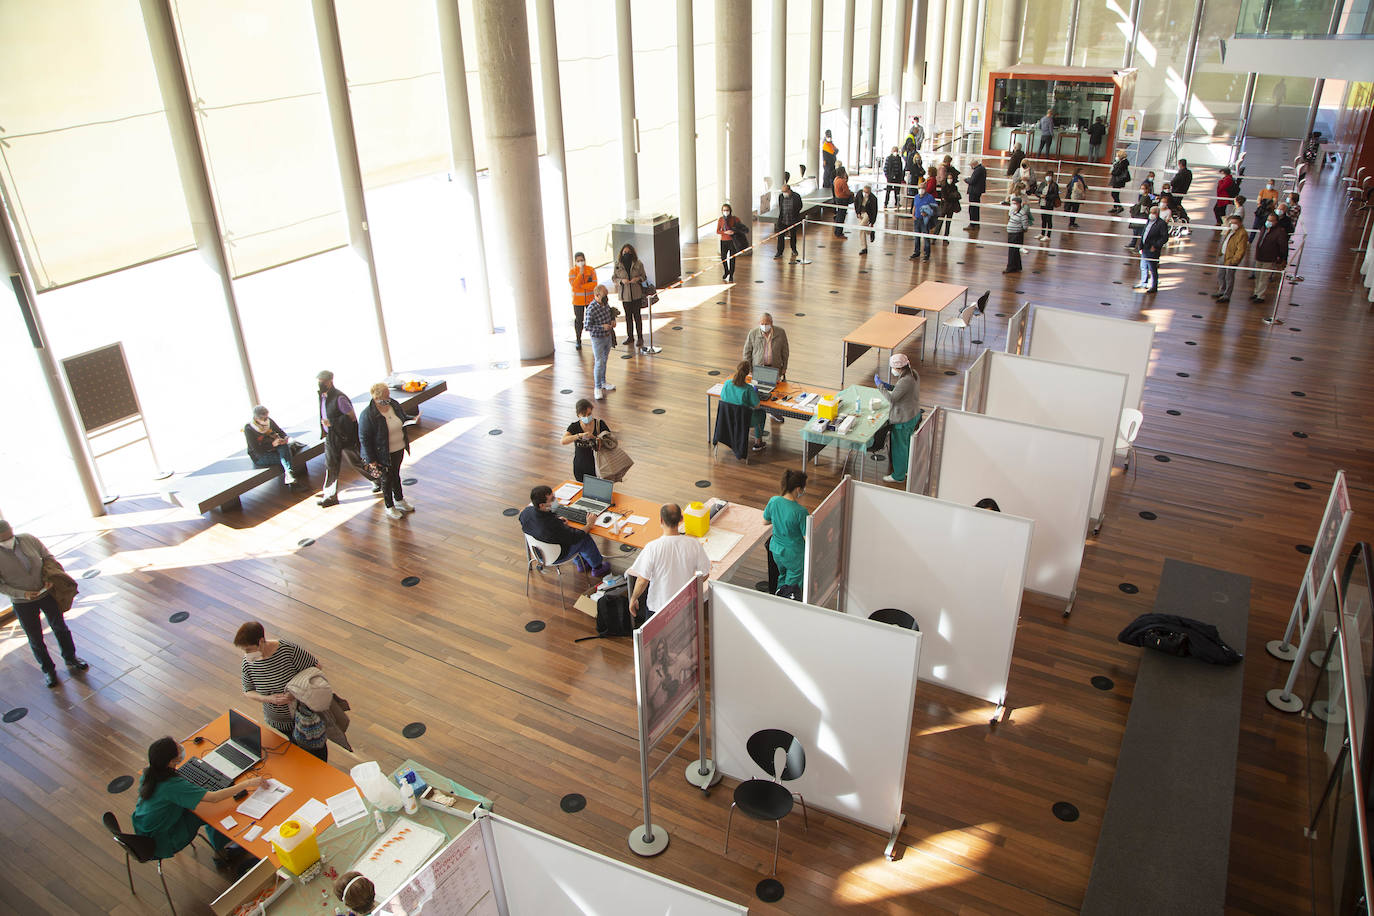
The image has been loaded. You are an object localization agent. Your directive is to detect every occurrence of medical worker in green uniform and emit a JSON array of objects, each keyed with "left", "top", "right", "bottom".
[
  {"left": 132, "top": 736, "right": 263, "bottom": 862},
  {"left": 871, "top": 352, "right": 922, "bottom": 483},
  {"left": 720, "top": 359, "right": 767, "bottom": 451},
  {"left": 763, "top": 469, "right": 810, "bottom": 599}
]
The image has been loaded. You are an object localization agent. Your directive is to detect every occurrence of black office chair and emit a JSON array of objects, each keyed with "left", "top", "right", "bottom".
[
  {"left": 724, "top": 729, "right": 809, "bottom": 875},
  {"left": 103, "top": 811, "right": 183, "bottom": 914},
  {"left": 869, "top": 608, "right": 919, "bottom": 630}
]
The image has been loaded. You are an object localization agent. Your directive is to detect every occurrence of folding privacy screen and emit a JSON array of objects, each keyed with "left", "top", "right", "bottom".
[{"left": 1007, "top": 303, "right": 1155, "bottom": 412}]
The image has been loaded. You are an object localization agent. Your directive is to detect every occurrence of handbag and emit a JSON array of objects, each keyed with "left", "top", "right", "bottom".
[
  {"left": 595, "top": 431, "right": 634, "bottom": 482},
  {"left": 641, "top": 282, "right": 659, "bottom": 306},
  {"left": 362, "top": 461, "right": 385, "bottom": 481}
]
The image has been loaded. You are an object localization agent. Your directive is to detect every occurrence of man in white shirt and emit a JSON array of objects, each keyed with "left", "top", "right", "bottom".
[{"left": 627, "top": 504, "right": 711, "bottom": 619}]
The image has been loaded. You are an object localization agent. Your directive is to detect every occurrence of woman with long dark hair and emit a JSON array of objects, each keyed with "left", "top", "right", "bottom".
[
  {"left": 763, "top": 469, "right": 810, "bottom": 600},
  {"left": 131, "top": 736, "right": 263, "bottom": 864},
  {"left": 611, "top": 243, "right": 648, "bottom": 352}
]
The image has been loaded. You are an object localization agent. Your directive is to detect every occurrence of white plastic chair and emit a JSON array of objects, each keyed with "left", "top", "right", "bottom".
[
  {"left": 938, "top": 303, "right": 979, "bottom": 352},
  {"left": 524, "top": 533, "right": 577, "bottom": 609},
  {"left": 1116, "top": 408, "right": 1143, "bottom": 480}
]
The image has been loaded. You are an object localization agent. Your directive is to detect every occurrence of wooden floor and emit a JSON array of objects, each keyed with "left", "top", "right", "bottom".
[{"left": 4, "top": 138, "right": 1373, "bottom": 915}]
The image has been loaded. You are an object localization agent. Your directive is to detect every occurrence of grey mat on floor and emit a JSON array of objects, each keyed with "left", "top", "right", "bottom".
[{"left": 1080, "top": 559, "right": 1249, "bottom": 916}]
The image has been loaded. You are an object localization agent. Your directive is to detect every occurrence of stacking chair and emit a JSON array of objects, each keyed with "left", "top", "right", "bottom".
[
  {"left": 712, "top": 400, "right": 754, "bottom": 463},
  {"left": 724, "top": 729, "right": 809, "bottom": 875},
  {"left": 103, "top": 811, "right": 182, "bottom": 914},
  {"left": 869, "top": 608, "right": 919, "bottom": 630},
  {"left": 938, "top": 303, "right": 980, "bottom": 352},
  {"left": 971, "top": 290, "right": 990, "bottom": 341},
  {"left": 1117, "top": 408, "right": 1143, "bottom": 480},
  {"left": 524, "top": 534, "right": 577, "bottom": 610}
]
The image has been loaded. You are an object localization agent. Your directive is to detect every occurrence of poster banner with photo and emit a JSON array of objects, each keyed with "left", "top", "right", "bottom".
[
  {"left": 635, "top": 577, "right": 701, "bottom": 747},
  {"left": 1118, "top": 109, "right": 1146, "bottom": 143}
]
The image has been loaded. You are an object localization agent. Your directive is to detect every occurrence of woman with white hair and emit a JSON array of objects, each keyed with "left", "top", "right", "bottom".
[
  {"left": 359, "top": 382, "right": 415, "bottom": 520},
  {"left": 243, "top": 405, "right": 297, "bottom": 486},
  {"left": 868, "top": 353, "right": 923, "bottom": 484}
]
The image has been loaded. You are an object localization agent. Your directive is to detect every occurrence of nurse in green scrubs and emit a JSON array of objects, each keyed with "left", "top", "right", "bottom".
[
  {"left": 763, "top": 469, "right": 810, "bottom": 600},
  {"left": 720, "top": 360, "right": 767, "bottom": 451},
  {"left": 132, "top": 737, "right": 263, "bottom": 861}
]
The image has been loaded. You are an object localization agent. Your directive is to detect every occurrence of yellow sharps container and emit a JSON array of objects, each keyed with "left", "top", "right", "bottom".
[{"left": 271, "top": 818, "right": 321, "bottom": 874}]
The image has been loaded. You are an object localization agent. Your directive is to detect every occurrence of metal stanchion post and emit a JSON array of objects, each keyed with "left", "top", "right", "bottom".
[
  {"left": 1262, "top": 269, "right": 1286, "bottom": 326},
  {"left": 798, "top": 218, "right": 813, "bottom": 265}
]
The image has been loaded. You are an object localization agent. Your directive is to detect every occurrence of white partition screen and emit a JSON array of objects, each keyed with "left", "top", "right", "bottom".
[
  {"left": 974, "top": 351, "right": 1127, "bottom": 522},
  {"left": 487, "top": 815, "right": 746, "bottom": 915},
  {"left": 1023, "top": 305, "right": 1155, "bottom": 411},
  {"left": 934, "top": 411, "right": 1099, "bottom": 602},
  {"left": 710, "top": 582, "right": 922, "bottom": 835},
  {"left": 843, "top": 483, "right": 1032, "bottom": 706}
]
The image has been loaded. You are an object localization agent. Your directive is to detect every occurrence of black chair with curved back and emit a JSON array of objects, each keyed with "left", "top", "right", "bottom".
[
  {"left": 103, "top": 811, "right": 183, "bottom": 914},
  {"left": 724, "top": 728, "right": 809, "bottom": 874},
  {"left": 972, "top": 290, "right": 990, "bottom": 341},
  {"left": 712, "top": 399, "right": 754, "bottom": 462},
  {"left": 868, "top": 607, "right": 919, "bottom": 630}
]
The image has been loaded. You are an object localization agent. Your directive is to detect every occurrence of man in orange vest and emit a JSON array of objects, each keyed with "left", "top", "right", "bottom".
[{"left": 567, "top": 252, "right": 597, "bottom": 351}]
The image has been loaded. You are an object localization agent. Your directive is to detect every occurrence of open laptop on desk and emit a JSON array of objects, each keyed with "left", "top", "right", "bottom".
[
  {"left": 198, "top": 709, "right": 263, "bottom": 779},
  {"left": 570, "top": 475, "right": 614, "bottom": 514},
  {"left": 751, "top": 365, "right": 780, "bottom": 399}
]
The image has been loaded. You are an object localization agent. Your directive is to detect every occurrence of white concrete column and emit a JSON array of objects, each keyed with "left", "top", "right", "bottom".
[
  {"left": 677, "top": 0, "right": 698, "bottom": 242},
  {"left": 807, "top": 0, "right": 824, "bottom": 180},
  {"left": 311, "top": 0, "right": 394, "bottom": 374},
  {"left": 1063, "top": 0, "right": 1082, "bottom": 66},
  {"left": 535, "top": 0, "right": 573, "bottom": 264},
  {"left": 887, "top": 0, "right": 912, "bottom": 146},
  {"left": 435, "top": 0, "right": 494, "bottom": 334},
  {"left": 1123, "top": 0, "right": 1141, "bottom": 68},
  {"left": 969, "top": 0, "right": 987, "bottom": 102},
  {"left": 998, "top": 0, "right": 1023, "bottom": 69},
  {"left": 924, "top": 0, "right": 946, "bottom": 126},
  {"left": 957, "top": 0, "right": 978, "bottom": 112},
  {"left": 840, "top": 0, "right": 856, "bottom": 164},
  {"left": 942, "top": 0, "right": 963, "bottom": 104},
  {"left": 142, "top": 0, "right": 258, "bottom": 405},
  {"left": 905, "top": 0, "right": 927, "bottom": 108},
  {"left": 717, "top": 0, "right": 753, "bottom": 232},
  {"left": 472, "top": 0, "right": 554, "bottom": 359},
  {"left": 771, "top": 0, "right": 787, "bottom": 192},
  {"left": 616, "top": 0, "right": 640, "bottom": 210},
  {"left": 1175, "top": 0, "right": 1206, "bottom": 132},
  {"left": 868, "top": 0, "right": 884, "bottom": 94}
]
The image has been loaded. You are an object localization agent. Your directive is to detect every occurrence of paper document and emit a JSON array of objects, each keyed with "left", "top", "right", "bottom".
[
  {"left": 244, "top": 825, "right": 262, "bottom": 842},
  {"left": 626, "top": 515, "right": 650, "bottom": 526},
  {"left": 701, "top": 530, "right": 744, "bottom": 562},
  {"left": 236, "top": 778, "right": 292, "bottom": 819},
  {"left": 219, "top": 816, "right": 238, "bottom": 830},
  {"left": 326, "top": 788, "right": 369, "bottom": 828},
  {"left": 289, "top": 798, "right": 332, "bottom": 829},
  {"left": 554, "top": 483, "right": 582, "bottom": 501}
]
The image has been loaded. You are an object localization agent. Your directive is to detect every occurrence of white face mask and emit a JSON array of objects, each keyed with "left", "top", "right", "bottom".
[
  {"left": 1266, "top": 220, "right": 1275, "bottom": 228},
  {"left": 0, "top": 537, "right": 14, "bottom": 550},
  {"left": 722, "top": 210, "right": 730, "bottom": 217},
  {"left": 760, "top": 324, "right": 771, "bottom": 334}
]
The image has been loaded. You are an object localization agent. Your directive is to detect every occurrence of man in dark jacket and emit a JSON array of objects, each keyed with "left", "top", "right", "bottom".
[
  {"left": 963, "top": 159, "right": 987, "bottom": 227},
  {"left": 1169, "top": 158, "right": 1193, "bottom": 226},
  {"left": 853, "top": 185, "right": 879, "bottom": 254},
  {"left": 1087, "top": 116, "right": 1107, "bottom": 159},
  {"left": 1135, "top": 205, "right": 1168, "bottom": 293},
  {"left": 1109, "top": 152, "right": 1131, "bottom": 213},
  {"left": 774, "top": 183, "right": 803, "bottom": 260},
  {"left": 1006, "top": 143, "right": 1025, "bottom": 177},
  {"left": 519, "top": 486, "right": 611, "bottom": 576},
  {"left": 316, "top": 370, "right": 370, "bottom": 507},
  {"left": 1249, "top": 217, "right": 1289, "bottom": 302},
  {"left": 883, "top": 147, "right": 905, "bottom": 208}
]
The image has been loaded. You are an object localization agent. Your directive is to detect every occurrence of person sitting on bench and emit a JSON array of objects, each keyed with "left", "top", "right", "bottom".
[{"left": 243, "top": 405, "right": 297, "bottom": 487}]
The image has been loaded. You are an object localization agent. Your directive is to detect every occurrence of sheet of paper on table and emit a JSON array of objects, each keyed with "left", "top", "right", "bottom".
[
  {"left": 626, "top": 515, "right": 650, "bottom": 526},
  {"left": 236, "top": 778, "right": 292, "bottom": 819},
  {"left": 327, "top": 787, "right": 369, "bottom": 828},
  {"left": 700, "top": 529, "right": 744, "bottom": 562},
  {"left": 292, "top": 797, "right": 332, "bottom": 828},
  {"left": 554, "top": 483, "right": 582, "bottom": 501}
]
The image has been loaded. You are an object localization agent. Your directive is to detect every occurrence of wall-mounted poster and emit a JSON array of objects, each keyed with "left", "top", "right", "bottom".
[{"left": 1119, "top": 108, "right": 1146, "bottom": 143}]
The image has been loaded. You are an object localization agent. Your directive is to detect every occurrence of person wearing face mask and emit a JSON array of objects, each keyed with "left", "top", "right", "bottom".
[
  {"left": 316, "top": 370, "right": 371, "bottom": 508},
  {"left": 821, "top": 129, "right": 838, "bottom": 189},
  {"left": 1004, "top": 196, "right": 1030, "bottom": 273},
  {"left": 1213, "top": 167, "right": 1237, "bottom": 225},
  {"left": 720, "top": 359, "right": 767, "bottom": 452},
  {"left": 1135, "top": 205, "right": 1168, "bottom": 293},
  {"left": 359, "top": 382, "right": 415, "bottom": 520},
  {"left": 568, "top": 251, "right": 597, "bottom": 350},
  {"left": 1108, "top": 151, "right": 1131, "bottom": 214},
  {"left": 1254, "top": 179, "right": 1279, "bottom": 230},
  {"left": 774, "top": 183, "right": 803, "bottom": 261},
  {"left": 520, "top": 485, "right": 612, "bottom": 577},
  {"left": 562, "top": 398, "right": 610, "bottom": 481},
  {"left": 717, "top": 203, "right": 743, "bottom": 281},
  {"left": 937, "top": 175, "right": 962, "bottom": 242},
  {"left": 1284, "top": 191, "right": 1301, "bottom": 228},
  {"left": 909, "top": 182, "right": 938, "bottom": 260},
  {"left": 1249, "top": 214, "right": 1289, "bottom": 302},
  {"left": 869, "top": 353, "right": 922, "bottom": 484},
  {"left": 1064, "top": 167, "right": 1087, "bottom": 229},
  {"left": 742, "top": 312, "right": 789, "bottom": 383},
  {"left": 1126, "top": 180, "right": 1156, "bottom": 251},
  {"left": 1168, "top": 158, "right": 1192, "bottom": 231},
  {"left": 132, "top": 736, "right": 265, "bottom": 868},
  {"left": 830, "top": 167, "right": 854, "bottom": 237},
  {"left": 0, "top": 520, "right": 87, "bottom": 688},
  {"left": 1213, "top": 214, "right": 1250, "bottom": 303},
  {"left": 853, "top": 184, "right": 879, "bottom": 254},
  {"left": 234, "top": 621, "right": 321, "bottom": 739},
  {"left": 883, "top": 146, "right": 905, "bottom": 209},
  {"left": 243, "top": 405, "right": 298, "bottom": 487},
  {"left": 1274, "top": 202, "right": 1295, "bottom": 235},
  {"left": 764, "top": 470, "right": 810, "bottom": 601},
  {"left": 1034, "top": 171, "right": 1059, "bottom": 242},
  {"left": 963, "top": 158, "right": 986, "bottom": 228},
  {"left": 612, "top": 243, "right": 648, "bottom": 351},
  {"left": 585, "top": 284, "right": 617, "bottom": 399}
]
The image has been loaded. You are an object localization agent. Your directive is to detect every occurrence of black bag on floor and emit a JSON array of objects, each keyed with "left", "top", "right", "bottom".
[
  {"left": 575, "top": 583, "right": 640, "bottom": 641},
  {"left": 1117, "top": 613, "right": 1242, "bottom": 665}
]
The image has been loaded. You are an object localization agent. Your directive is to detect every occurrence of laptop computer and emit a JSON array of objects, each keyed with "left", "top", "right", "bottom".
[
  {"left": 571, "top": 475, "right": 614, "bottom": 514},
  {"left": 752, "top": 365, "right": 780, "bottom": 399},
  {"left": 200, "top": 709, "right": 264, "bottom": 780}
]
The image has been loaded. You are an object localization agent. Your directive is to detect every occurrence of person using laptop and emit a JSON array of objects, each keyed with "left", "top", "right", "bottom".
[
  {"left": 234, "top": 622, "right": 321, "bottom": 742},
  {"left": 519, "top": 486, "right": 612, "bottom": 577},
  {"left": 719, "top": 360, "right": 766, "bottom": 452},
  {"left": 133, "top": 736, "right": 264, "bottom": 868},
  {"left": 627, "top": 504, "right": 711, "bottom": 620}
]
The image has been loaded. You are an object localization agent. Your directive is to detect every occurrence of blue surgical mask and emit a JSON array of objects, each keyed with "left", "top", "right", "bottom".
[{"left": 1266, "top": 220, "right": 1274, "bottom": 228}]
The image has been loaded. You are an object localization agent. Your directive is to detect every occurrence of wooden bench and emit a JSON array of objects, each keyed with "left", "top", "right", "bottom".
[
  {"left": 1080, "top": 558, "right": 1249, "bottom": 915},
  {"left": 165, "top": 381, "right": 448, "bottom": 514}
]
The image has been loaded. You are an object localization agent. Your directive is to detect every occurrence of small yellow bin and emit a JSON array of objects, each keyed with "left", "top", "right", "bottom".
[
  {"left": 816, "top": 395, "right": 838, "bottom": 421},
  {"left": 271, "top": 819, "right": 320, "bottom": 875},
  {"left": 683, "top": 501, "right": 710, "bottom": 538}
]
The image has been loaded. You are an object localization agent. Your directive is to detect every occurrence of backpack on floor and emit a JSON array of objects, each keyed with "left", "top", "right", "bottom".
[{"left": 574, "top": 584, "right": 640, "bottom": 641}]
